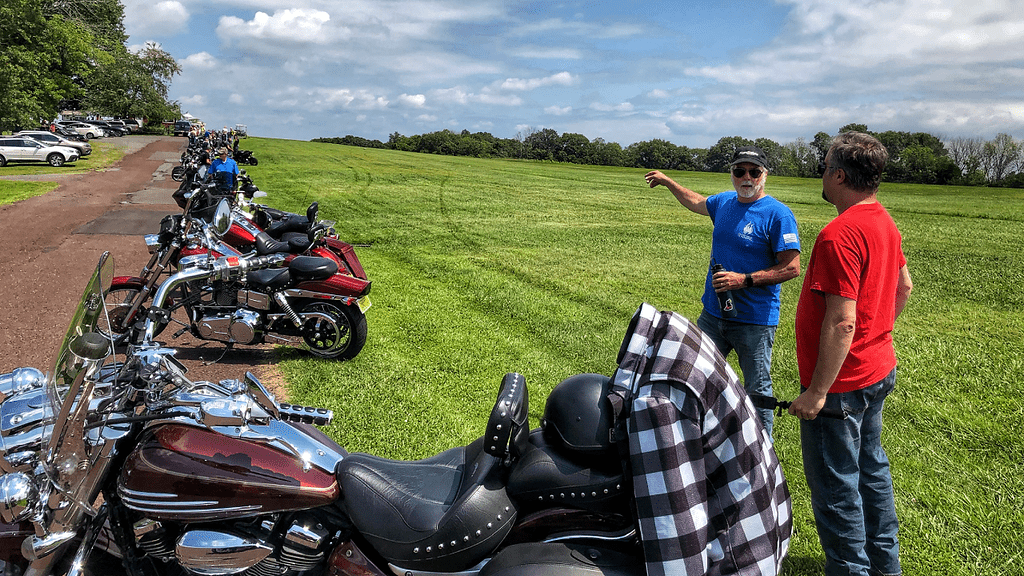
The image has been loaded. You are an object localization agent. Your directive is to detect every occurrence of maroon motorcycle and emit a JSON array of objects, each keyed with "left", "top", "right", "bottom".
[
  {"left": 105, "top": 192, "right": 371, "bottom": 360},
  {"left": 0, "top": 253, "right": 643, "bottom": 576}
]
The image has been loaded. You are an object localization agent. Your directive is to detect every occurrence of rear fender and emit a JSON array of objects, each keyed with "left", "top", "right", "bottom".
[{"left": 323, "top": 238, "right": 368, "bottom": 280}]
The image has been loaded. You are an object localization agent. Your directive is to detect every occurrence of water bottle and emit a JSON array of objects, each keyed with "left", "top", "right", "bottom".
[{"left": 711, "top": 264, "right": 738, "bottom": 318}]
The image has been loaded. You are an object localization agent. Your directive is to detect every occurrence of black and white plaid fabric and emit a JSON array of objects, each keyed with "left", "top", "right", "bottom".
[{"left": 610, "top": 303, "right": 791, "bottom": 575}]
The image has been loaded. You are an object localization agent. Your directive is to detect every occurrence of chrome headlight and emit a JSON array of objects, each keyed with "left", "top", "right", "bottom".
[
  {"left": 0, "top": 472, "right": 39, "bottom": 523},
  {"left": 145, "top": 234, "right": 161, "bottom": 254}
]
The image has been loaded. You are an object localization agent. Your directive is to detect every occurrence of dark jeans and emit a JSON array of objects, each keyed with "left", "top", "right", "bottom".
[
  {"left": 800, "top": 368, "right": 901, "bottom": 576},
  {"left": 697, "top": 310, "right": 777, "bottom": 435}
]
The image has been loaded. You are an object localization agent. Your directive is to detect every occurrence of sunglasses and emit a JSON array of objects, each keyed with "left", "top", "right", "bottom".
[{"left": 732, "top": 167, "right": 763, "bottom": 179}]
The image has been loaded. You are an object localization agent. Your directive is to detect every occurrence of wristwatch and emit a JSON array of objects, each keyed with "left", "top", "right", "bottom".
[{"left": 745, "top": 273, "right": 754, "bottom": 288}]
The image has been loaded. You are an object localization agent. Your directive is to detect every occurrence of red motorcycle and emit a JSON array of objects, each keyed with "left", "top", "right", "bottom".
[
  {"left": 0, "top": 253, "right": 644, "bottom": 576},
  {"left": 105, "top": 192, "right": 371, "bottom": 360}
]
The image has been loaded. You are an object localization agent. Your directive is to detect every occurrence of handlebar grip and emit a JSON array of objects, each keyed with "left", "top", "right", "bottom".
[
  {"left": 279, "top": 403, "right": 333, "bottom": 426},
  {"left": 817, "top": 407, "right": 848, "bottom": 420}
]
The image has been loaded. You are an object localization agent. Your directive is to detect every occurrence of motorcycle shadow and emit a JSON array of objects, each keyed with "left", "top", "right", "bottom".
[{"left": 163, "top": 340, "right": 291, "bottom": 399}]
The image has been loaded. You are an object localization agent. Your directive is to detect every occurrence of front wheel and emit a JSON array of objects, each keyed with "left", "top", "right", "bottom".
[
  {"left": 100, "top": 285, "right": 144, "bottom": 345},
  {"left": 171, "top": 165, "right": 186, "bottom": 181},
  {"left": 299, "top": 301, "right": 367, "bottom": 360},
  {"left": 47, "top": 153, "right": 65, "bottom": 167},
  {"left": 249, "top": 157, "right": 258, "bottom": 166}
]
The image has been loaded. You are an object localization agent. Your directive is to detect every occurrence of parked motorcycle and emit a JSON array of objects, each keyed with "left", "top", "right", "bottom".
[
  {"left": 0, "top": 253, "right": 644, "bottom": 575},
  {"left": 104, "top": 194, "right": 371, "bottom": 360},
  {"left": 233, "top": 148, "right": 258, "bottom": 165}
]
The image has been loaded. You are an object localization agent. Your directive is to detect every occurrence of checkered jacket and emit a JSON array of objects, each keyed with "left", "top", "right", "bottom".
[{"left": 610, "top": 303, "right": 791, "bottom": 576}]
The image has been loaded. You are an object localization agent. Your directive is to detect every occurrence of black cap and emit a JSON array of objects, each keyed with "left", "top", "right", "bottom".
[{"left": 730, "top": 146, "right": 768, "bottom": 168}]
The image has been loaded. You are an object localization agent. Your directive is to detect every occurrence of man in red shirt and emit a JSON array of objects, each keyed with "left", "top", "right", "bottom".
[{"left": 789, "top": 132, "right": 913, "bottom": 576}]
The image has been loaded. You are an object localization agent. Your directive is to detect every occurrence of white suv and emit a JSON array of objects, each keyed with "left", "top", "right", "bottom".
[
  {"left": 0, "top": 137, "right": 81, "bottom": 167},
  {"left": 15, "top": 131, "right": 92, "bottom": 156}
]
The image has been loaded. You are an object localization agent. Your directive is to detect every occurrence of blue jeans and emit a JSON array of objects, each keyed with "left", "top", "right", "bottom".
[
  {"left": 800, "top": 368, "right": 901, "bottom": 576},
  {"left": 697, "top": 309, "right": 777, "bottom": 435}
]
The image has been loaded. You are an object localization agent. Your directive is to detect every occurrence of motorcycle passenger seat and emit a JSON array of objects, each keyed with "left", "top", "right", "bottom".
[
  {"left": 254, "top": 231, "right": 293, "bottom": 255},
  {"left": 288, "top": 256, "right": 338, "bottom": 281},
  {"left": 506, "top": 430, "right": 629, "bottom": 516},
  {"left": 337, "top": 437, "right": 517, "bottom": 573}
]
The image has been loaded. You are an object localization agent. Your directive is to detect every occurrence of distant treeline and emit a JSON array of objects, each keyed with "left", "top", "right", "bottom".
[{"left": 313, "top": 124, "right": 1024, "bottom": 188}]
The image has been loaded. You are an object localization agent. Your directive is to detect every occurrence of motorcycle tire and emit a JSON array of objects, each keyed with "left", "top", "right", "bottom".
[
  {"left": 101, "top": 283, "right": 171, "bottom": 346},
  {"left": 299, "top": 301, "right": 367, "bottom": 360},
  {"left": 171, "top": 165, "right": 186, "bottom": 182},
  {"left": 248, "top": 157, "right": 259, "bottom": 166}
]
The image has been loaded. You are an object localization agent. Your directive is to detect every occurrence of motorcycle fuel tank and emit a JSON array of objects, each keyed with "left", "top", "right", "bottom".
[{"left": 118, "top": 424, "right": 339, "bottom": 521}]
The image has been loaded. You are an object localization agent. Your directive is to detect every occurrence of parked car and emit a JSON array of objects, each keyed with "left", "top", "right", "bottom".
[
  {"left": 173, "top": 120, "right": 193, "bottom": 136},
  {"left": 52, "top": 124, "right": 87, "bottom": 142},
  {"left": 104, "top": 119, "right": 131, "bottom": 134},
  {"left": 15, "top": 131, "right": 92, "bottom": 156},
  {"left": 84, "top": 120, "right": 125, "bottom": 137},
  {"left": 0, "top": 137, "right": 80, "bottom": 167},
  {"left": 115, "top": 117, "right": 144, "bottom": 132},
  {"left": 58, "top": 121, "right": 103, "bottom": 139}
]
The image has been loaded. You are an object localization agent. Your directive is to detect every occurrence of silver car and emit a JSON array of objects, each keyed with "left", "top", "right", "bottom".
[
  {"left": 15, "top": 131, "right": 92, "bottom": 156},
  {"left": 0, "top": 137, "right": 80, "bottom": 167}
]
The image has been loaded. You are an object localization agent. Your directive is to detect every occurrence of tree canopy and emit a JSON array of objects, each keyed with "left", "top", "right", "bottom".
[
  {"left": 0, "top": 0, "right": 180, "bottom": 132},
  {"left": 317, "top": 126, "right": 1024, "bottom": 188}
]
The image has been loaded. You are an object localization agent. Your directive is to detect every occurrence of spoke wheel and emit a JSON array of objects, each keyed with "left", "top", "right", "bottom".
[
  {"left": 300, "top": 301, "right": 367, "bottom": 360},
  {"left": 100, "top": 287, "right": 142, "bottom": 346},
  {"left": 47, "top": 153, "right": 65, "bottom": 167}
]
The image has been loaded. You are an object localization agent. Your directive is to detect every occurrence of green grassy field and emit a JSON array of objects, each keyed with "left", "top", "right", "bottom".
[{"left": 233, "top": 137, "right": 1023, "bottom": 576}]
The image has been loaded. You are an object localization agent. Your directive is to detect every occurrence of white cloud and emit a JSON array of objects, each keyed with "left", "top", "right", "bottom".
[
  {"left": 545, "top": 105, "right": 572, "bottom": 116},
  {"left": 500, "top": 72, "right": 575, "bottom": 91},
  {"left": 123, "top": 0, "right": 189, "bottom": 38},
  {"left": 228, "top": 94, "right": 245, "bottom": 105},
  {"left": 182, "top": 52, "right": 217, "bottom": 69},
  {"left": 217, "top": 9, "right": 334, "bottom": 45},
  {"left": 590, "top": 102, "right": 634, "bottom": 113},
  {"left": 397, "top": 94, "right": 428, "bottom": 108},
  {"left": 179, "top": 94, "right": 206, "bottom": 106}
]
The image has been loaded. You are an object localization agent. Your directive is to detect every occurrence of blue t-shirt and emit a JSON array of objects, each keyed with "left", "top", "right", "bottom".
[
  {"left": 703, "top": 192, "right": 801, "bottom": 326},
  {"left": 209, "top": 158, "right": 240, "bottom": 189}
]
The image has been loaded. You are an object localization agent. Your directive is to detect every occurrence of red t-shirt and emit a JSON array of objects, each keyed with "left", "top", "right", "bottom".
[{"left": 795, "top": 202, "right": 906, "bottom": 393}]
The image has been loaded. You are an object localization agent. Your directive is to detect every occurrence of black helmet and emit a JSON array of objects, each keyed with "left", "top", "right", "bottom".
[{"left": 540, "top": 373, "right": 615, "bottom": 453}]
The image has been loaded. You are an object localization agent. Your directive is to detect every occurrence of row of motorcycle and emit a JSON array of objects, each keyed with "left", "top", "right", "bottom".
[
  {"left": 105, "top": 156, "right": 373, "bottom": 361},
  {"left": 0, "top": 143, "right": 647, "bottom": 576}
]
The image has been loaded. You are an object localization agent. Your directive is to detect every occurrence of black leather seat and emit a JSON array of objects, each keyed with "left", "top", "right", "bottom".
[
  {"left": 288, "top": 256, "right": 337, "bottom": 281},
  {"left": 246, "top": 268, "right": 291, "bottom": 292},
  {"left": 337, "top": 373, "right": 530, "bottom": 572},
  {"left": 506, "top": 431, "right": 629, "bottom": 515},
  {"left": 338, "top": 439, "right": 516, "bottom": 572}
]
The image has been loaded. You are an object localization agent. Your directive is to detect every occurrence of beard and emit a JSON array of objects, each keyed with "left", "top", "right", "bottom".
[{"left": 737, "top": 180, "right": 765, "bottom": 198}]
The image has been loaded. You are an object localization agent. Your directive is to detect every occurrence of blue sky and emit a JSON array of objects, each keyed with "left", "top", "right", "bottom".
[{"left": 122, "top": 0, "right": 1024, "bottom": 148}]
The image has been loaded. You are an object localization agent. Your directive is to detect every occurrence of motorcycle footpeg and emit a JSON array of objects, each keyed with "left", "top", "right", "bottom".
[{"left": 278, "top": 403, "right": 333, "bottom": 426}]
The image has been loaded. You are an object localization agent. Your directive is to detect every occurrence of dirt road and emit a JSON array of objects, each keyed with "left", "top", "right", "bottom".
[{"left": 0, "top": 135, "right": 286, "bottom": 393}]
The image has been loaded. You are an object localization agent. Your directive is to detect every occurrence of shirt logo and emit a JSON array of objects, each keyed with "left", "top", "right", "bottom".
[
  {"left": 784, "top": 233, "right": 798, "bottom": 244},
  {"left": 743, "top": 222, "right": 754, "bottom": 236}
]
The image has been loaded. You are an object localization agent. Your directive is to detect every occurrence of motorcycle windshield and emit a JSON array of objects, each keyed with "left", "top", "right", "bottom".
[{"left": 44, "top": 252, "right": 117, "bottom": 509}]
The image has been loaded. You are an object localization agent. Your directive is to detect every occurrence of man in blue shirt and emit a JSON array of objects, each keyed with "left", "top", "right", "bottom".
[
  {"left": 208, "top": 147, "right": 240, "bottom": 191},
  {"left": 645, "top": 146, "right": 801, "bottom": 434}
]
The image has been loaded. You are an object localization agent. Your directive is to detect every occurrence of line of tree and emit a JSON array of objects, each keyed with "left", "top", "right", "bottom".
[
  {"left": 315, "top": 124, "right": 1024, "bottom": 188},
  {"left": 0, "top": 0, "right": 181, "bottom": 132}
]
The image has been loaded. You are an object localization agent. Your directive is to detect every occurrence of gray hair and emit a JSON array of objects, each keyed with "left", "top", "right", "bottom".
[{"left": 826, "top": 132, "right": 888, "bottom": 192}]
